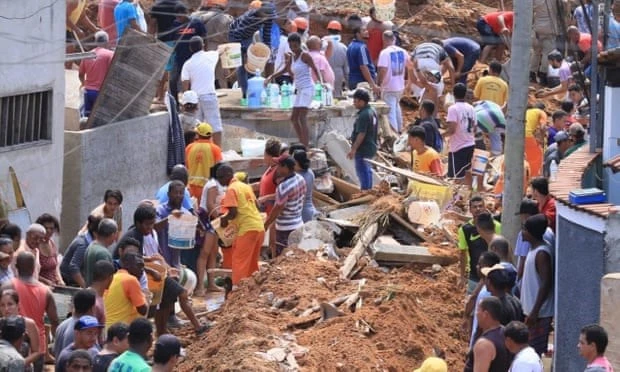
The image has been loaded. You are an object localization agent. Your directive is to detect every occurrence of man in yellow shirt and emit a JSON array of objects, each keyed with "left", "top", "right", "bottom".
[
  {"left": 408, "top": 126, "right": 443, "bottom": 176},
  {"left": 218, "top": 164, "right": 265, "bottom": 286},
  {"left": 103, "top": 253, "right": 147, "bottom": 328},
  {"left": 473, "top": 61, "right": 508, "bottom": 108},
  {"left": 185, "top": 122, "right": 223, "bottom": 203}
]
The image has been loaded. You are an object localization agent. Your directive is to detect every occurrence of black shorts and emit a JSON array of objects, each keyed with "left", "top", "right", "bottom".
[
  {"left": 448, "top": 145, "right": 475, "bottom": 179},
  {"left": 161, "top": 276, "right": 185, "bottom": 306},
  {"left": 476, "top": 18, "right": 502, "bottom": 46}
]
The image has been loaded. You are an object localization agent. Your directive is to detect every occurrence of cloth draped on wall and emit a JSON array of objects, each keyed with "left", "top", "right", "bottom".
[{"left": 166, "top": 92, "right": 186, "bottom": 174}]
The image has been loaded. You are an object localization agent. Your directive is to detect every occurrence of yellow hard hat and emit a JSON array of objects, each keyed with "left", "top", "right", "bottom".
[{"left": 196, "top": 122, "right": 213, "bottom": 137}]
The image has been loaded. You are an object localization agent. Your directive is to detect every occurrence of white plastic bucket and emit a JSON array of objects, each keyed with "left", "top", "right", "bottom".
[
  {"left": 245, "top": 42, "right": 271, "bottom": 73},
  {"left": 471, "top": 149, "right": 490, "bottom": 176},
  {"left": 218, "top": 43, "right": 242, "bottom": 69},
  {"left": 373, "top": 0, "right": 395, "bottom": 21},
  {"left": 179, "top": 267, "right": 197, "bottom": 295},
  {"left": 407, "top": 201, "right": 441, "bottom": 226},
  {"left": 168, "top": 214, "right": 198, "bottom": 249},
  {"left": 241, "top": 138, "right": 266, "bottom": 157}
]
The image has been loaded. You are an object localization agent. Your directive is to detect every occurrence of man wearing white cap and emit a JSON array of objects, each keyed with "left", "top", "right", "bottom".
[
  {"left": 78, "top": 30, "right": 114, "bottom": 117},
  {"left": 179, "top": 90, "right": 201, "bottom": 145},
  {"left": 13, "top": 224, "right": 45, "bottom": 280},
  {"left": 181, "top": 36, "right": 223, "bottom": 146}
]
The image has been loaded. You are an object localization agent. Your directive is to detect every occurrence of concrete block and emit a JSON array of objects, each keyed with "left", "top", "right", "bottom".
[{"left": 600, "top": 273, "right": 620, "bottom": 368}]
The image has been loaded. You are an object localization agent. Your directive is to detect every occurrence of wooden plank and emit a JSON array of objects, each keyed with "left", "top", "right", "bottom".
[
  {"left": 340, "top": 223, "right": 378, "bottom": 279},
  {"left": 373, "top": 243, "right": 454, "bottom": 266},
  {"left": 313, "top": 190, "right": 340, "bottom": 206},
  {"left": 226, "top": 157, "right": 267, "bottom": 180},
  {"left": 331, "top": 176, "right": 361, "bottom": 201},
  {"left": 365, "top": 159, "right": 446, "bottom": 186},
  {"left": 87, "top": 29, "right": 172, "bottom": 128}
]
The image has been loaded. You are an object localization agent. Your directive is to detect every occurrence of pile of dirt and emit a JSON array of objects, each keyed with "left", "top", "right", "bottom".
[{"left": 176, "top": 249, "right": 468, "bottom": 371}]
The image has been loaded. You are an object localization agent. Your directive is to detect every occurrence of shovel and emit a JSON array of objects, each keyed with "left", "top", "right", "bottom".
[{"left": 7, "top": 167, "right": 32, "bottom": 232}]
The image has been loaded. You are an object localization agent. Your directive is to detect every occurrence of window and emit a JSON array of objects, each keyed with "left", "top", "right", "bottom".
[{"left": 0, "top": 90, "right": 52, "bottom": 149}]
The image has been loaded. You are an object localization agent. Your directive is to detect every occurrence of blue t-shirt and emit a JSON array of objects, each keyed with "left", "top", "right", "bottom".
[
  {"left": 155, "top": 181, "right": 193, "bottom": 211},
  {"left": 547, "top": 126, "right": 559, "bottom": 146},
  {"left": 172, "top": 17, "right": 207, "bottom": 67},
  {"left": 443, "top": 37, "right": 481, "bottom": 58},
  {"left": 347, "top": 39, "right": 376, "bottom": 88},
  {"left": 114, "top": 1, "right": 138, "bottom": 40}
]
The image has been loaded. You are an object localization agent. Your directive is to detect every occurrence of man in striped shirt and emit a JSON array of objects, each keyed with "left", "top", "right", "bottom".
[
  {"left": 228, "top": 2, "right": 276, "bottom": 98},
  {"left": 264, "top": 155, "right": 306, "bottom": 257}
]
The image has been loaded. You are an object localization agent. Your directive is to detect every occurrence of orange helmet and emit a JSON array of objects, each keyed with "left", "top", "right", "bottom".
[
  {"left": 249, "top": 0, "right": 262, "bottom": 9},
  {"left": 203, "top": 0, "right": 228, "bottom": 7},
  {"left": 294, "top": 17, "right": 309, "bottom": 31},
  {"left": 327, "top": 20, "right": 342, "bottom": 31}
]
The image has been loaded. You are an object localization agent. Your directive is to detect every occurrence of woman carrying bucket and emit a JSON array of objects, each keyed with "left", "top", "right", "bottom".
[{"left": 267, "top": 32, "right": 323, "bottom": 147}]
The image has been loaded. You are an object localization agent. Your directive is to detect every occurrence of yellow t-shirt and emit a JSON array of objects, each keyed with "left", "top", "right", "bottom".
[
  {"left": 474, "top": 75, "right": 508, "bottom": 107},
  {"left": 185, "top": 139, "right": 223, "bottom": 188},
  {"left": 221, "top": 178, "right": 265, "bottom": 235},
  {"left": 411, "top": 147, "right": 442, "bottom": 175},
  {"left": 103, "top": 270, "right": 146, "bottom": 328},
  {"left": 525, "top": 108, "right": 548, "bottom": 137}
]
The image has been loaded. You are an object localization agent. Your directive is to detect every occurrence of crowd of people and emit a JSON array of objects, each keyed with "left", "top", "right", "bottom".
[{"left": 1, "top": 0, "right": 613, "bottom": 371}]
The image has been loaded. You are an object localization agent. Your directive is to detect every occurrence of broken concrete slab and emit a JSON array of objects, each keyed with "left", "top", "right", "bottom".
[
  {"left": 372, "top": 243, "right": 454, "bottom": 266},
  {"left": 288, "top": 221, "right": 336, "bottom": 252},
  {"left": 324, "top": 131, "right": 380, "bottom": 185},
  {"left": 327, "top": 204, "right": 369, "bottom": 221},
  {"left": 266, "top": 347, "right": 288, "bottom": 362},
  {"left": 319, "top": 302, "right": 345, "bottom": 322}
]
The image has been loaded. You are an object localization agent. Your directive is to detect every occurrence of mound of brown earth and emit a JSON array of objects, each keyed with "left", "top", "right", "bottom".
[{"left": 177, "top": 249, "right": 468, "bottom": 371}]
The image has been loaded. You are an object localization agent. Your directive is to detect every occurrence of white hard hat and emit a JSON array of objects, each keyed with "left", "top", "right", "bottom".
[{"left": 181, "top": 90, "right": 199, "bottom": 105}]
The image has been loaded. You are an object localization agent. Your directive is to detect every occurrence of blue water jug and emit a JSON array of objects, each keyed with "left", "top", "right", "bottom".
[{"left": 247, "top": 69, "right": 265, "bottom": 109}]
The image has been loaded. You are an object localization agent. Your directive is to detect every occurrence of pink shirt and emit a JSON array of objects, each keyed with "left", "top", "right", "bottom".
[
  {"left": 588, "top": 356, "right": 614, "bottom": 372},
  {"left": 79, "top": 47, "right": 114, "bottom": 91},
  {"left": 309, "top": 50, "right": 335, "bottom": 86},
  {"left": 446, "top": 101, "right": 476, "bottom": 152},
  {"left": 98, "top": 0, "right": 119, "bottom": 45},
  {"left": 377, "top": 45, "right": 410, "bottom": 92}
]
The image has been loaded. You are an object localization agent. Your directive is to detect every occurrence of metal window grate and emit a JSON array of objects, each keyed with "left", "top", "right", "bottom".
[{"left": 0, "top": 90, "right": 52, "bottom": 148}]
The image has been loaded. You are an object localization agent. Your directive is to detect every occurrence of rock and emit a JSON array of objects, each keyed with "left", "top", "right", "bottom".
[
  {"left": 319, "top": 302, "right": 345, "bottom": 322},
  {"left": 267, "top": 347, "right": 288, "bottom": 362},
  {"left": 432, "top": 264, "right": 442, "bottom": 273},
  {"left": 290, "top": 344, "right": 309, "bottom": 358},
  {"left": 286, "top": 353, "right": 300, "bottom": 370},
  {"left": 254, "top": 351, "right": 277, "bottom": 362}
]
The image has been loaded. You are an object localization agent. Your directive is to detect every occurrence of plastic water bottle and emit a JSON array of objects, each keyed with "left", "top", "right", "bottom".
[
  {"left": 269, "top": 84, "right": 280, "bottom": 108},
  {"left": 280, "top": 82, "right": 292, "bottom": 109},
  {"left": 313, "top": 82, "right": 323, "bottom": 103},
  {"left": 247, "top": 69, "right": 265, "bottom": 108},
  {"left": 550, "top": 159, "right": 558, "bottom": 181}
]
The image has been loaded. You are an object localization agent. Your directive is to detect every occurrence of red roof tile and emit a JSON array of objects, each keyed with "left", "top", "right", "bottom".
[{"left": 549, "top": 146, "right": 611, "bottom": 218}]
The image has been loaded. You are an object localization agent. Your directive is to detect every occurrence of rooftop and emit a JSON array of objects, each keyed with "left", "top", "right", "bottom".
[{"left": 549, "top": 146, "right": 612, "bottom": 219}]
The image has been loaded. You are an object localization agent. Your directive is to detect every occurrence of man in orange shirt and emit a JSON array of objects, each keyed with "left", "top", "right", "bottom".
[
  {"left": 477, "top": 11, "right": 513, "bottom": 62},
  {"left": 408, "top": 126, "right": 442, "bottom": 177},
  {"left": 567, "top": 26, "right": 602, "bottom": 69},
  {"left": 185, "top": 122, "right": 223, "bottom": 203},
  {"left": 218, "top": 164, "right": 265, "bottom": 286}
]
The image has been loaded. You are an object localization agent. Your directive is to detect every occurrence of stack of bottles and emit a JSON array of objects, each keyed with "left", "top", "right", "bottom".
[{"left": 246, "top": 70, "right": 333, "bottom": 109}]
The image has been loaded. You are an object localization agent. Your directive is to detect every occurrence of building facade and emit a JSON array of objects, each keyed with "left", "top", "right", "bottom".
[{"left": 0, "top": 1, "right": 66, "bottom": 226}]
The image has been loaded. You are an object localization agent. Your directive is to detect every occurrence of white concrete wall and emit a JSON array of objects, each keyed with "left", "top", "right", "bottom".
[
  {"left": 61, "top": 113, "right": 170, "bottom": 248},
  {"left": 0, "top": 1, "right": 66, "bottom": 224}
]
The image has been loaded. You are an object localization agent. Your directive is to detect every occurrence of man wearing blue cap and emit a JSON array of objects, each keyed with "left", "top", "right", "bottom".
[{"left": 56, "top": 315, "right": 103, "bottom": 372}]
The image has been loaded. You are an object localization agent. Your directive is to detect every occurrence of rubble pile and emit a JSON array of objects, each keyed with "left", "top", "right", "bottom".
[{"left": 177, "top": 249, "right": 468, "bottom": 371}]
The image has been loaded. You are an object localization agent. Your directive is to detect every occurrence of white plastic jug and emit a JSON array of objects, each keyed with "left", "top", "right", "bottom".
[
  {"left": 407, "top": 201, "right": 440, "bottom": 226},
  {"left": 241, "top": 138, "right": 267, "bottom": 157}
]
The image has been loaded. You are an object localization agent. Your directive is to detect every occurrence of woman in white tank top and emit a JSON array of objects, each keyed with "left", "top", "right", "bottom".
[{"left": 268, "top": 32, "right": 323, "bottom": 147}]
